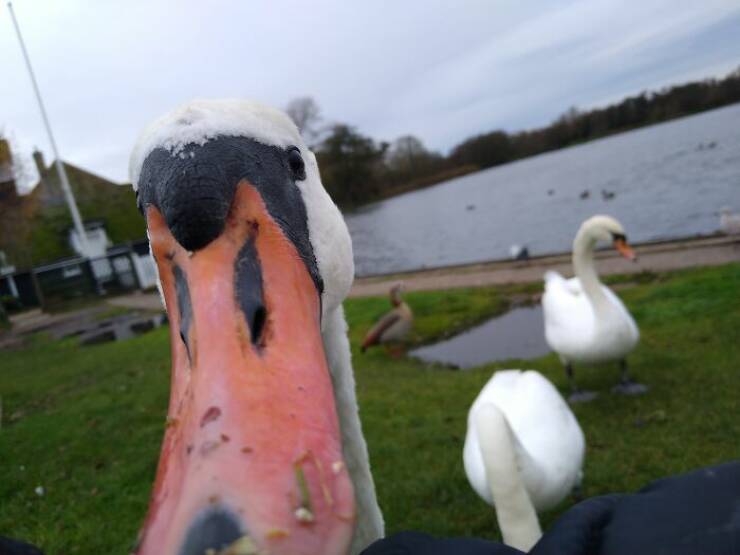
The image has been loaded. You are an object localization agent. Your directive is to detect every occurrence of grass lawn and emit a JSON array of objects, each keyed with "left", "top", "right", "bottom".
[{"left": 1, "top": 263, "right": 739, "bottom": 553}]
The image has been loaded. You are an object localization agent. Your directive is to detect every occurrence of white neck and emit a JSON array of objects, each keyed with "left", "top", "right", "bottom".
[
  {"left": 322, "top": 305, "right": 385, "bottom": 554},
  {"left": 572, "top": 226, "right": 611, "bottom": 316},
  {"left": 474, "top": 403, "right": 541, "bottom": 551}
]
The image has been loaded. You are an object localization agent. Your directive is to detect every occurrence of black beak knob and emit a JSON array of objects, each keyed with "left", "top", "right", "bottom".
[{"left": 138, "top": 146, "right": 237, "bottom": 252}]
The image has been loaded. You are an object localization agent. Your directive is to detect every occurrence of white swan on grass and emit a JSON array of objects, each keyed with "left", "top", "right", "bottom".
[
  {"left": 463, "top": 370, "right": 585, "bottom": 551},
  {"left": 542, "top": 215, "right": 642, "bottom": 402}
]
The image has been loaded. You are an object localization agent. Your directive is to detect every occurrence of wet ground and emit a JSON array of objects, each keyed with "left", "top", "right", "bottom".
[
  {"left": 1, "top": 306, "right": 167, "bottom": 349},
  {"left": 410, "top": 305, "right": 550, "bottom": 369},
  {"left": 75, "top": 313, "right": 167, "bottom": 345}
]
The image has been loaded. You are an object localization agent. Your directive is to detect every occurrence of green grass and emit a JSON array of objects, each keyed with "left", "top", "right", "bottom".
[{"left": 1, "top": 263, "right": 739, "bottom": 551}]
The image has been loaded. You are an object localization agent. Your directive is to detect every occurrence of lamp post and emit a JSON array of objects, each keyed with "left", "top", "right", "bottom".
[{"left": 6, "top": 1, "right": 91, "bottom": 256}]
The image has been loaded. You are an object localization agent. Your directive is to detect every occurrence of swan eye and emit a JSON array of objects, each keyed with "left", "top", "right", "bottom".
[
  {"left": 287, "top": 146, "right": 306, "bottom": 181},
  {"left": 612, "top": 232, "right": 627, "bottom": 242}
]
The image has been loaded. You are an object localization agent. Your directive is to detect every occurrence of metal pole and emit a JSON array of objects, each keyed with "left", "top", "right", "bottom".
[{"left": 7, "top": 1, "right": 91, "bottom": 255}]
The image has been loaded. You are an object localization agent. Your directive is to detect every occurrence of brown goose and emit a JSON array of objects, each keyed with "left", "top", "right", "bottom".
[{"left": 361, "top": 284, "right": 413, "bottom": 353}]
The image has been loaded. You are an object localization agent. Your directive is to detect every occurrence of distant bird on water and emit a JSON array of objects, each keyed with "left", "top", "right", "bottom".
[
  {"left": 509, "top": 245, "right": 529, "bottom": 261},
  {"left": 579, "top": 190, "right": 590, "bottom": 200},
  {"left": 600, "top": 189, "right": 615, "bottom": 201},
  {"left": 361, "top": 283, "right": 413, "bottom": 354},
  {"left": 719, "top": 206, "right": 740, "bottom": 235}
]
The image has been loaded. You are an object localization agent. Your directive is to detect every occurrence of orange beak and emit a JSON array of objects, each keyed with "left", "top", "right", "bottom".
[
  {"left": 135, "top": 183, "right": 355, "bottom": 555},
  {"left": 613, "top": 237, "right": 637, "bottom": 262}
]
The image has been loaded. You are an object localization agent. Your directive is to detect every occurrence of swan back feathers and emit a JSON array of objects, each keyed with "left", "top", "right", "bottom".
[{"left": 464, "top": 370, "right": 585, "bottom": 511}]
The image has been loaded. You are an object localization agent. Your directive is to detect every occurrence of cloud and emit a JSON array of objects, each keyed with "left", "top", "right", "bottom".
[{"left": 2, "top": 0, "right": 739, "bottom": 183}]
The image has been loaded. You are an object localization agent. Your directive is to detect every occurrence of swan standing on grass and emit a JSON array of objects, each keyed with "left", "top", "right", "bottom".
[
  {"left": 129, "top": 100, "right": 383, "bottom": 555},
  {"left": 463, "top": 370, "right": 585, "bottom": 551},
  {"left": 542, "top": 215, "right": 642, "bottom": 402}
]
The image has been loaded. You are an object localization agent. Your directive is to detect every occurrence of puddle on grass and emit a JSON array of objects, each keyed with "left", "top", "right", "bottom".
[{"left": 410, "top": 305, "right": 550, "bottom": 369}]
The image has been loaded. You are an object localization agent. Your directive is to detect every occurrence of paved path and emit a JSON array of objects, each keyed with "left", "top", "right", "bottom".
[
  {"left": 104, "top": 234, "right": 740, "bottom": 310},
  {"left": 351, "top": 234, "right": 740, "bottom": 297}
]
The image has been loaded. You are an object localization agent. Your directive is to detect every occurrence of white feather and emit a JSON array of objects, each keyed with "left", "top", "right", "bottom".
[
  {"left": 464, "top": 370, "right": 585, "bottom": 513},
  {"left": 720, "top": 207, "right": 740, "bottom": 235},
  {"left": 542, "top": 216, "right": 639, "bottom": 365}
]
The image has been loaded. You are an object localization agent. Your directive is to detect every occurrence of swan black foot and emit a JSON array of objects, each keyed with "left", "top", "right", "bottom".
[
  {"left": 613, "top": 360, "right": 648, "bottom": 396},
  {"left": 565, "top": 363, "right": 598, "bottom": 403},
  {"left": 612, "top": 380, "right": 649, "bottom": 395},
  {"left": 568, "top": 390, "right": 599, "bottom": 403}
]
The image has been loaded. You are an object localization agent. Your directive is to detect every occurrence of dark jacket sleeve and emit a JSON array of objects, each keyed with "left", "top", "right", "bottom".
[
  {"left": 360, "top": 462, "right": 740, "bottom": 555},
  {"left": 361, "top": 531, "right": 524, "bottom": 555},
  {"left": 0, "top": 537, "right": 44, "bottom": 555}
]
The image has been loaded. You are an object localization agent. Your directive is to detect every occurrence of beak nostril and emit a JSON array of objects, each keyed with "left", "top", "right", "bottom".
[
  {"left": 234, "top": 235, "right": 267, "bottom": 351},
  {"left": 173, "top": 266, "right": 193, "bottom": 361},
  {"left": 251, "top": 306, "right": 267, "bottom": 346}
]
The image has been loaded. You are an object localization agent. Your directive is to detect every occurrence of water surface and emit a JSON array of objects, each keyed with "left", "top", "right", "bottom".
[
  {"left": 346, "top": 104, "right": 740, "bottom": 275},
  {"left": 410, "top": 305, "right": 549, "bottom": 369}
]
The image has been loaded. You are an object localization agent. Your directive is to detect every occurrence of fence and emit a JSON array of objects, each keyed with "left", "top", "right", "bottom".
[{"left": 0, "top": 240, "right": 158, "bottom": 311}]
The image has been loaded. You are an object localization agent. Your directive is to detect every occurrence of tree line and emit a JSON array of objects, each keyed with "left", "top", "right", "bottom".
[{"left": 290, "top": 66, "right": 740, "bottom": 208}]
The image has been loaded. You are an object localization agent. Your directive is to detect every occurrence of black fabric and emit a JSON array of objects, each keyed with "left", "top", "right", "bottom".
[
  {"left": 362, "top": 462, "right": 740, "bottom": 555},
  {"left": 594, "top": 461, "right": 740, "bottom": 555},
  {"left": 530, "top": 494, "right": 620, "bottom": 555},
  {"left": 361, "top": 531, "right": 523, "bottom": 555},
  {"left": 0, "top": 537, "right": 44, "bottom": 555}
]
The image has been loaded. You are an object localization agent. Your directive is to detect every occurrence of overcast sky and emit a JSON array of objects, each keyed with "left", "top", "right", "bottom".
[{"left": 2, "top": 0, "right": 740, "bottom": 189}]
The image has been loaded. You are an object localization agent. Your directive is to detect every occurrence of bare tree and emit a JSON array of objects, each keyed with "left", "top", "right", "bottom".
[
  {"left": 285, "top": 97, "right": 322, "bottom": 144},
  {"left": 387, "top": 135, "right": 429, "bottom": 173}
]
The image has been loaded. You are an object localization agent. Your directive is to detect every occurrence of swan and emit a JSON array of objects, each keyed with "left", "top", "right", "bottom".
[
  {"left": 719, "top": 206, "right": 740, "bottom": 235},
  {"left": 542, "top": 215, "right": 642, "bottom": 402},
  {"left": 361, "top": 284, "right": 413, "bottom": 353},
  {"left": 128, "top": 100, "right": 383, "bottom": 555},
  {"left": 463, "top": 370, "right": 585, "bottom": 551},
  {"left": 509, "top": 245, "right": 530, "bottom": 261}
]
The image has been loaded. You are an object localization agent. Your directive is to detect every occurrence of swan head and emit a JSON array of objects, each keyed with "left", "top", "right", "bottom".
[
  {"left": 578, "top": 215, "right": 636, "bottom": 261},
  {"left": 131, "top": 99, "right": 354, "bottom": 320},
  {"left": 129, "top": 100, "right": 355, "bottom": 555}
]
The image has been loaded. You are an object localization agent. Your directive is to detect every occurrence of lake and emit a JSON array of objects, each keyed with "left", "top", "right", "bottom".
[{"left": 345, "top": 103, "right": 740, "bottom": 276}]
